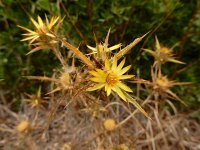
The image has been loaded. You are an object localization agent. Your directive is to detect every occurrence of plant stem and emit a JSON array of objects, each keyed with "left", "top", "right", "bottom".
[
  {"left": 61, "top": 40, "right": 95, "bottom": 69},
  {"left": 52, "top": 47, "right": 68, "bottom": 70}
]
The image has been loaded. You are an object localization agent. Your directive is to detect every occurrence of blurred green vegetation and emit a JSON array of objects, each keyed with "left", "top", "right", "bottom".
[{"left": 0, "top": 0, "right": 199, "bottom": 111}]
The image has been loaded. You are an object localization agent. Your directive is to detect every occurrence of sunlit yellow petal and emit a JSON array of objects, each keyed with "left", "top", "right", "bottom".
[
  {"left": 30, "top": 17, "right": 40, "bottom": 29},
  {"left": 89, "top": 70, "right": 101, "bottom": 77},
  {"left": 155, "top": 36, "right": 161, "bottom": 51},
  {"left": 45, "top": 15, "right": 49, "bottom": 26},
  {"left": 124, "top": 92, "right": 150, "bottom": 119},
  {"left": 38, "top": 16, "right": 44, "bottom": 28},
  {"left": 119, "top": 65, "right": 131, "bottom": 75},
  {"left": 113, "top": 86, "right": 126, "bottom": 101},
  {"left": 109, "top": 43, "right": 122, "bottom": 51},
  {"left": 22, "top": 33, "right": 38, "bottom": 36},
  {"left": 46, "top": 33, "right": 55, "bottom": 37},
  {"left": 90, "top": 69, "right": 107, "bottom": 79},
  {"left": 105, "top": 84, "right": 112, "bottom": 96},
  {"left": 168, "top": 58, "right": 185, "bottom": 64},
  {"left": 143, "top": 49, "right": 156, "bottom": 57},
  {"left": 119, "top": 75, "right": 134, "bottom": 79},
  {"left": 117, "top": 82, "right": 133, "bottom": 92},
  {"left": 111, "top": 56, "right": 117, "bottom": 70},
  {"left": 87, "top": 45, "right": 97, "bottom": 51},
  {"left": 49, "top": 16, "right": 59, "bottom": 29},
  {"left": 21, "top": 35, "right": 39, "bottom": 41},
  {"left": 98, "top": 44, "right": 104, "bottom": 53},
  {"left": 29, "top": 36, "right": 40, "bottom": 44},
  {"left": 105, "top": 59, "right": 110, "bottom": 70},
  {"left": 18, "top": 25, "right": 37, "bottom": 34},
  {"left": 96, "top": 69, "right": 106, "bottom": 75},
  {"left": 90, "top": 77, "right": 105, "bottom": 83},
  {"left": 116, "top": 58, "right": 125, "bottom": 72},
  {"left": 87, "top": 83, "right": 105, "bottom": 91}
]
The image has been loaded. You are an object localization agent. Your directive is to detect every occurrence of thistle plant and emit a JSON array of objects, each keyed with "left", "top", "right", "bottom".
[
  {"left": 18, "top": 15, "right": 68, "bottom": 69},
  {"left": 139, "top": 36, "right": 189, "bottom": 105},
  {"left": 1, "top": 2, "right": 196, "bottom": 149},
  {"left": 18, "top": 15, "right": 149, "bottom": 118},
  {"left": 150, "top": 67, "right": 189, "bottom": 103},
  {"left": 24, "top": 86, "right": 44, "bottom": 108}
]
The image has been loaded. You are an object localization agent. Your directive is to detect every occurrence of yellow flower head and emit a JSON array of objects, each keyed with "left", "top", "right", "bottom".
[
  {"left": 87, "top": 43, "right": 121, "bottom": 56},
  {"left": 25, "top": 86, "right": 42, "bottom": 108},
  {"left": 59, "top": 72, "right": 71, "bottom": 89},
  {"left": 16, "top": 120, "right": 29, "bottom": 133},
  {"left": 150, "top": 68, "right": 190, "bottom": 103},
  {"left": 143, "top": 36, "right": 185, "bottom": 65},
  {"left": 18, "top": 15, "right": 59, "bottom": 44},
  {"left": 87, "top": 43, "right": 121, "bottom": 63},
  {"left": 88, "top": 56, "right": 134, "bottom": 100},
  {"left": 103, "top": 118, "right": 116, "bottom": 131},
  {"left": 87, "top": 29, "right": 121, "bottom": 61},
  {"left": 155, "top": 75, "right": 172, "bottom": 91},
  {"left": 46, "top": 71, "right": 74, "bottom": 94}
]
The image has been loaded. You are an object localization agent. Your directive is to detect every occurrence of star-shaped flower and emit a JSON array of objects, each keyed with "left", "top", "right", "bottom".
[
  {"left": 18, "top": 15, "right": 59, "bottom": 44},
  {"left": 87, "top": 29, "right": 121, "bottom": 61},
  {"left": 143, "top": 37, "right": 185, "bottom": 65},
  {"left": 88, "top": 56, "right": 134, "bottom": 100}
]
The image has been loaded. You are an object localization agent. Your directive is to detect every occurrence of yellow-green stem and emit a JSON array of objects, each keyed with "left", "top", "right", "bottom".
[
  {"left": 61, "top": 40, "right": 95, "bottom": 69},
  {"left": 116, "top": 33, "right": 148, "bottom": 60}
]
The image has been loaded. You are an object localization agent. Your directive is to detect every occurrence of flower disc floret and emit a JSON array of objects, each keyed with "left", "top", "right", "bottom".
[{"left": 106, "top": 72, "right": 119, "bottom": 86}]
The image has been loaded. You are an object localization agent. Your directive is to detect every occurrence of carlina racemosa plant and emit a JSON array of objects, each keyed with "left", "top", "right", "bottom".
[
  {"left": 18, "top": 15, "right": 150, "bottom": 118},
  {"left": 132, "top": 36, "right": 190, "bottom": 108}
]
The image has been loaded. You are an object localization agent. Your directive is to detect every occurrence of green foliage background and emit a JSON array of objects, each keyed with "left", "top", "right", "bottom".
[{"left": 0, "top": 0, "right": 199, "bottom": 112}]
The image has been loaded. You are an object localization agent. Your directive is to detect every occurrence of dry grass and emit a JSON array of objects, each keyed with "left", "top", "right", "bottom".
[{"left": 0, "top": 90, "right": 199, "bottom": 150}]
